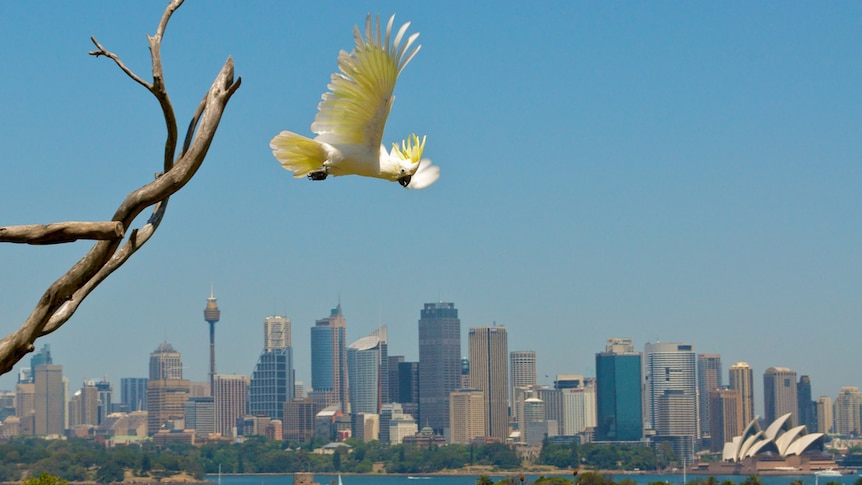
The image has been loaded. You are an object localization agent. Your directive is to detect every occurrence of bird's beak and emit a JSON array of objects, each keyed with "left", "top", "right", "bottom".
[{"left": 398, "top": 175, "right": 412, "bottom": 188}]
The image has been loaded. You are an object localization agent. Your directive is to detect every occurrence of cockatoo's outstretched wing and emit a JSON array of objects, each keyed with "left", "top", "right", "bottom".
[{"left": 311, "top": 15, "right": 421, "bottom": 154}]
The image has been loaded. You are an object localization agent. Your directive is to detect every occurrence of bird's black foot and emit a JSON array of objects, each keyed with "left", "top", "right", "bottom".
[{"left": 308, "top": 171, "right": 328, "bottom": 181}]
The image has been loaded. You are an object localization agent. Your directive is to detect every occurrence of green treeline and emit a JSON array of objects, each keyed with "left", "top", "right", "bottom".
[{"left": 0, "top": 435, "right": 683, "bottom": 482}]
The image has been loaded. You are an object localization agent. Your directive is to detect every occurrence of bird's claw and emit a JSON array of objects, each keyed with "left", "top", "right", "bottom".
[{"left": 308, "top": 170, "right": 328, "bottom": 181}]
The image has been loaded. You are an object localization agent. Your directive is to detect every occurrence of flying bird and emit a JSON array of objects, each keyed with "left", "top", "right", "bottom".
[{"left": 270, "top": 14, "right": 439, "bottom": 189}]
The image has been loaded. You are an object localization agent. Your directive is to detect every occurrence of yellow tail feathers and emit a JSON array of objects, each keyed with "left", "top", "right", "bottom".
[{"left": 270, "top": 131, "right": 328, "bottom": 177}]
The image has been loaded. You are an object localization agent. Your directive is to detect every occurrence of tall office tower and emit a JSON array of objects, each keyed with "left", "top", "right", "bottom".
[
  {"left": 387, "top": 355, "right": 405, "bottom": 404},
  {"left": 418, "top": 302, "right": 461, "bottom": 435},
  {"left": 561, "top": 388, "right": 587, "bottom": 436},
  {"left": 833, "top": 387, "right": 862, "bottom": 435},
  {"left": 120, "top": 378, "right": 149, "bottom": 412},
  {"left": 149, "top": 342, "right": 183, "bottom": 380},
  {"left": 347, "top": 334, "right": 384, "bottom": 414},
  {"left": 74, "top": 383, "right": 100, "bottom": 426},
  {"left": 510, "top": 351, "right": 537, "bottom": 407},
  {"left": 15, "top": 383, "right": 35, "bottom": 434},
  {"left": 34, "top": 364, "right": 64, "bottom": 435},
  {"left": 146, "top": 378, "right": 190, "bottom": 435},
  {"left": 264, "top": 315, "right": 291, "bottom": 350},
  {"left": 20, "top": 344, "right": 53, "bottom": 384},
  {"left": 644, "top": 342, "right": 696, "bottom": 460},
  {"left": 310, "top": 303, "right": 349, "bottom": 412},
  {"left": 95, "top": 378, "right": 112, "bottom": 424},
  {"left": 708, "top": 388, "right": 743, "bottom": 452},
  {"left": 816, "top": 396, "right": 833, "bottom": 434},
  {"left": 763, "top": 367, "right": 798, "bottom": 424},
  {"left": 729, "top": 362, "right": 755, "bottom": 427},
  {"left": 596, "top": 343, "right": 643, "bottom": 442},
  {"left": 213, "top": 374, "right": 249, "bottom": 437},
  {"left": 184, "top": 396, "right": 215, "bottom": 434},
  {"left": 203, "top": 288, "right": 221, "bottom": 394},
  {"left": 797, "top": 375, "right": 817, "bottom": 431},
  {"left": 697, "top": 354, "right": 722, "bottom": 440},
  {"left": 396, "top": 361, "right": 420, "bottom": 417},
  {"left": 468, "top": 326, "right": 509, "bottom": 441},
  {"left": 535, "top": 388, "right": 563, "bottom": 434},
  {"left": 449, "top": 389, "right": 486, "bottom": 444},
  {"left": 250, "top": 315, "right": 294, "bottom": 421},
  {"left": 369, "top": 325, "right": 390, "bottom": 405}
]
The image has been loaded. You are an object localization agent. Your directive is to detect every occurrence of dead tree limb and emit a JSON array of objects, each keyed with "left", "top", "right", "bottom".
[{"left": 0, "top": 0, "right": 241, "bottom": 376}]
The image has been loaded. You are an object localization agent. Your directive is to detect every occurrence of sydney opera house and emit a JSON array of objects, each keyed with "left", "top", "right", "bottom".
[{"left": 704, "top": 413, "right": 837, "bottom": 474}]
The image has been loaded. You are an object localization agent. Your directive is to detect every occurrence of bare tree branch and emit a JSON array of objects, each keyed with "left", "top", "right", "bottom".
[
  {"left": 0, "top": 221, "right": 124, "bottom": 244},
  {"left": 0, "top": 0, "right": 241, "bottom": 376}
]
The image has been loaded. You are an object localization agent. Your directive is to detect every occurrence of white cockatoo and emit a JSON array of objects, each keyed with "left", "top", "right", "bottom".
[{"left": 270, "top": 14, "right": 439, "bottom": 189}]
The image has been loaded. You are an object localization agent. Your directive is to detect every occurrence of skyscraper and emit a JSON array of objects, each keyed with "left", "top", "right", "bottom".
[
  {"left": 418, "top": 302, "right": 461, "bottom": 435},
  {"left": 728, "top": 362, "right": 755, "bottom": 427},
  {"left": 121, "top": 377, "right": 148, "bottom": 412},
  {"left": 797, "top": 375, "right": 816, "bottom": 432},
  {"left": 213, "top": 374, "right": 249, "bottom": 437},
  {"left": 310, "top": 303, "right": 348, "bottom": 411},
  {"left": 449, "top": 389, "right": 485, "bottom": 444},
  {"left": 763, "top": 367, "right": 798, "bottom": 424},
  {"left": 396, "top": 361, "right": 420, "bottom": 418},
  {"left": 468, "top": 326, "right": 509, "bottom": 441},
  {"left": 347, "top": 334, "right": 384, "bottom": 414},
  {"left": 149, "top": 342, "right": 183, "bottom": 381},
  {"left": 595, "top": 341, "right": 643, "bottom": 442},
  {"left": 249, "top": 315, "right": 294, "bottom": 421},
  {"left": 697, "top": 354, "right": 722, "bottom": 440},
  {"left": 644, "top": 342, "right": 696, "bottom": 461},
  {"left": 816, "top": 396, "right": 833, "bottom": 434},
  {"left": 510, "top": 350, "right": 537, "bottom": 408},
  {"left": 708, "top": 387, "right": 742, "bottom": 452},
  {"left": 203, "top": 288, "right": 221, "bottom": 394},
  {"left": 146, "top": 342, "right": 189, "bottom": 435},
  {"left": 833, "top": 387, "right": 862, "bottom": 436},
  {"left": 34, "top": 364, "right": 64, "bottom": 435}
]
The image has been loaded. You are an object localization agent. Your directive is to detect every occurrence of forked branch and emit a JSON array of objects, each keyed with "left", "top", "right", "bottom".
[{"left": 0, "top": 0, "right": 241, "bottom": 375}]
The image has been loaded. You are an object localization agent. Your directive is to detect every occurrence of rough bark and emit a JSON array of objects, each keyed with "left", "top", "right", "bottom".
[{"left": 0, "top": 0, "right": 242, "bottom": 376}]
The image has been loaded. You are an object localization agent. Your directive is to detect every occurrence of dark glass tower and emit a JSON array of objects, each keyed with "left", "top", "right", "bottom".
[
  {"left": 595, "top": 349, "right": 643, "bottom": 441},
  {"left": 310, "top": 304, "right": 348, "bottom": 411},
  {"left": 418, "top": 302, "right": 461, "bottom": 435},
  {"left": 797, "top": 375, "right": 816, "bottom": 431}
]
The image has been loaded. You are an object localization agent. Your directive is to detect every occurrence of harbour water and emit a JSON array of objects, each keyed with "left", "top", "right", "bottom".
[{"left": 210, "top": 473, "right": 857, "bottom": 485}]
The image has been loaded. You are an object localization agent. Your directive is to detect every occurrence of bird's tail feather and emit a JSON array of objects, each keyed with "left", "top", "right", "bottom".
[{"left": 270, "top": 131, "right": 328, "bottom": 177}]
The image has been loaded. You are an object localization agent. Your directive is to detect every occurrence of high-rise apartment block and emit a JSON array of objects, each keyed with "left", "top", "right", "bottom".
[
  {"left": 468, "top": 326, "right": 509, "bottom": 441},
  {"left": 834, "top": 387, "right": 862, "bottom": 436},
  {"left": 418, "top": 302, "right": 461, "bottom": 436},
  {"left": 763, "top": 367, "right": 798, "bottom": 424},
  {"left": 729, "top": 362, "right": 755, "bottom": 427}
]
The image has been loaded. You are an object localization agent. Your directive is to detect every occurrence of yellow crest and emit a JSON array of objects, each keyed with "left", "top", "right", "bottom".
[{"left": 392, "top": 134, "right": 426, "bottom": 164}]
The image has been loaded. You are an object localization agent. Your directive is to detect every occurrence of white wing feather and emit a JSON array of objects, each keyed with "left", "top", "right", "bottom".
[{"left": 311, "top": 15, "right": 421, "bottom": 156}]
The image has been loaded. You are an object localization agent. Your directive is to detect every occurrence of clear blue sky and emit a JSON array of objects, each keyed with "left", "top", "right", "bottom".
[{"left": 1, "top": 2, "right": 859, "bottom": 415}]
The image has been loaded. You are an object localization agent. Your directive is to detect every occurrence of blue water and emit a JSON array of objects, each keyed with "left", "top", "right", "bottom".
[{"left": 210, "top": 473, "right": 856, "bottom": 485}]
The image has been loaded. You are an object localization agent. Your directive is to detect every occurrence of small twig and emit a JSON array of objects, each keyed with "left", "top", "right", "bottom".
[
  {"left": 0, "top": 221, "right": 124, "bottom": 245},
  {"left": 88, "top": 38, "right": 151, "bottom": 90}
]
